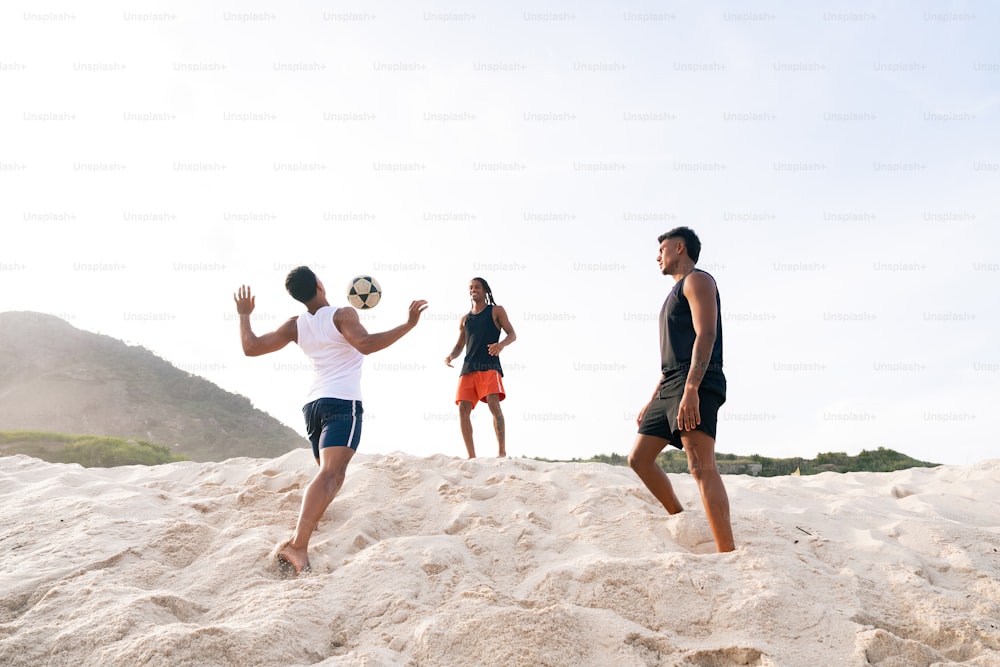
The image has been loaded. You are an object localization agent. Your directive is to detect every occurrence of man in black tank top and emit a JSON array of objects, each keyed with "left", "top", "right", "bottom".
[
  {"left": 629, "top": 228, "right": 735, "bottom": 553},
  {"left": 445, "top": 277, "right": 517, "bottom": 458}
]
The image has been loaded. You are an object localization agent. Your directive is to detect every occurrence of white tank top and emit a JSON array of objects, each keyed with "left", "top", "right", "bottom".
[{"left": 296, "top": 306, "right": 364, "bottom": 403}]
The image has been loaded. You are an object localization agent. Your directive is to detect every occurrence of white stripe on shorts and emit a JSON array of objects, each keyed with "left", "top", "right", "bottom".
[{"left": 346, "top": 399, "right": 359, "bottom": 447}]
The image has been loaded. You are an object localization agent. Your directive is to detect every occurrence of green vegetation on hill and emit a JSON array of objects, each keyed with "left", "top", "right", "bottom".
[
  {"left": 0, "top": 311, "right": 304, "bottom": 461},
  {"left": 534, "top": 447, "right": 939, "bottom": 476},
  {"left": 0, "top": 430, "right": 188, "bottom": 467}
]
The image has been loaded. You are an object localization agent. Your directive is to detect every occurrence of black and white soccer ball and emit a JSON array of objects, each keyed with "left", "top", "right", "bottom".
[{"left": 347, "top": 275, "right": 381, "bottom": 309}]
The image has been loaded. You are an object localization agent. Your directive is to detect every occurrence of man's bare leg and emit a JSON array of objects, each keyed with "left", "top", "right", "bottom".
[
  {"left": 458, "top": 400, "right": 476, "bottom": 458},
  {"left": 279, "top": 445, "right": 355, "bottom": 574},
  {"left": 628, "top": 434, "right": 684, "bottom": 514},
  {"left": 680, "top": 430, "right": 735, "bottom": 553},
  {"left": 485, "top": 394, "right": 506, "bottom": 457}
]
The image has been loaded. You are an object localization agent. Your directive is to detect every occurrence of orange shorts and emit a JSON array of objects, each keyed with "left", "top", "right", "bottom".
[{"left": 455, "top": 370, "right": 505, "bottom": 406}]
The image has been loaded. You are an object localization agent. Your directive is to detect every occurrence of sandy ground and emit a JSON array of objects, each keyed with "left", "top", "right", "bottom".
[{"left": 2, "top": 451, "right": 998, "bottom": 666}]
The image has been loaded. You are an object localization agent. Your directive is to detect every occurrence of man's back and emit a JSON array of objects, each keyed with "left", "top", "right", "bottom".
[{"left": 297, "top": 305, "right": 364, "bottom": 402}]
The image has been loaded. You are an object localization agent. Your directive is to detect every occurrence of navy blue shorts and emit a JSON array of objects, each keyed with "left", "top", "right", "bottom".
[
  {"left": 302, "top": 398, "right": 363, "bottom": 460},
  {"left": 637, "top": 389, "right": 725, "bottom": 450}
]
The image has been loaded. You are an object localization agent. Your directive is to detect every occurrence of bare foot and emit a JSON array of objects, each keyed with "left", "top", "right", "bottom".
[{"left": 275, "top": 541, "right": 310, "bottom": 576}]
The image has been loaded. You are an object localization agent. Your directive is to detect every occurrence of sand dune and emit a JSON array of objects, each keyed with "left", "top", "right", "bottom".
[{"left": 2, "top": 452, "right": 999, "bottom": 666}]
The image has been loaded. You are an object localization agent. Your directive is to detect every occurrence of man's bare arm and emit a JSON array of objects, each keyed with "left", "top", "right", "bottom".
[
  {"left": 682, "top": 271, "right": 719, "bottom": 391},
  {"left": 336, "top": 300, "right": 427, "bottom": 355},
  {"left": 445, "top": 316, "right": 467, "bottom": 367},
  {"left": 234, "top": 285, "right": 297, "bottom": 356},
  {"left": 488, "top": 305, "right": 517, "bottom": 356}
]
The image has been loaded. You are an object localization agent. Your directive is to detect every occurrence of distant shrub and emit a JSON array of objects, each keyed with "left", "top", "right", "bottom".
[
  {"left": 1, "top": 430, "right": 187, "bottom": 467},
  {"left": 534, "top": 446, "right": 938, "bottom": 476}
]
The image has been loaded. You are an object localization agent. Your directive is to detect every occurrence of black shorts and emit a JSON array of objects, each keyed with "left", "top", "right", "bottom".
[
  {"left": 637, "top": 389, "right": 725, "bottom": 449},
  {"left": 302, "top": 398, "right": 363, "bottom": 460}
]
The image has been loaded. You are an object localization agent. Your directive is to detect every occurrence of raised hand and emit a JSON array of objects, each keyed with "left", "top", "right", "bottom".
[
  {"left": 234, "top": 285, "right": 256, "bottom": 316},
  {"left": 407, "top": 300, "right": 429, "bottom": 327}
]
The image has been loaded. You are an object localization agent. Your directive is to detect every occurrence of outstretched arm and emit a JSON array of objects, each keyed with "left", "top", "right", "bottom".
[
  {"left": 234, "top": 285, "right": 297, "bottom": 356},
  {"left": 445, "top": 316, "right": 468, "bottom": 367},
  {"left": 487, "top": 305, "right": 517, "bottom": 356},
  {"left": 335, "top": 300, "right": 427, "bottom": 355}
]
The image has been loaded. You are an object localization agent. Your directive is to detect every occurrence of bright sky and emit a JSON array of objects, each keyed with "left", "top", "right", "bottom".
[{"left": 2, "top": 1, "right": 997, "bottom": 465}]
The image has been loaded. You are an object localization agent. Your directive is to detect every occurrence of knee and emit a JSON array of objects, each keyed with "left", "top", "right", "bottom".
[
  {"left": 317, "top": 467, "right": 346, "bottom": 491},
  {"left": 329, "top": 472, "right": 347, "bottom": 493},
  {"left": 687, "top": 458, "right": 717, "bottom": 482},
  {"left": 458, "top": 403, "right": 473, "bottom": 417},
  {"left": 630, "top": 436, "right": 668, "bottom": 473}
]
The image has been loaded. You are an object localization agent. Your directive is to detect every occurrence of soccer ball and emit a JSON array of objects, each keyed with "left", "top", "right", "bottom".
[{"left": 347, "top": 275, "right": 381, "bottom": 309}]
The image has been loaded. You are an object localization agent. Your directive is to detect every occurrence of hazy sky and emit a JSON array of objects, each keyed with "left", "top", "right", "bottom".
[{"left": 2, "top": 1, "right": 997, "bottom": 465}]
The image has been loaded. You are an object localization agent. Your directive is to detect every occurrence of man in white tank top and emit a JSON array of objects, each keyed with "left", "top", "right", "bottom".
[{"left": 234, "top": 266, "right": 427, "bottom": 575}]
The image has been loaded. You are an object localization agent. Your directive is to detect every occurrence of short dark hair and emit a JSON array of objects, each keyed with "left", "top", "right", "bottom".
[
  {"left": 658, "top": 227, "right": 701, "bottom": 263},
  {"left": 285, "top": 266, "right": 318, "bottom": 303}
]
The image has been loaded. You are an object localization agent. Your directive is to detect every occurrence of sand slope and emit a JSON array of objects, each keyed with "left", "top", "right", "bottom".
[{"left": 2, "top": 452, "right": 999, "bottom": 666}]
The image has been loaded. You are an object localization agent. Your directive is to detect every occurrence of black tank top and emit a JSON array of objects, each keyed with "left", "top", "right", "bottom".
[
  {"left": 461, "top": 304, "right": 503, "bottom": 376},
  {"left": 659, "top": 270, "right": 725, "bottom": 397}
]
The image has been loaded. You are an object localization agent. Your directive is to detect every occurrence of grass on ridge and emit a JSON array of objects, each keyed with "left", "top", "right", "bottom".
[
  {"left": 0, "top": 430, "right": 188, "bottom": 467},
  {"left": 533, "top": 446, "right": 940, "bottom": 476}
]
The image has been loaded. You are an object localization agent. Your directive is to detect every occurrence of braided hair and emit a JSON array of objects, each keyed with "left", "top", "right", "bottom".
[{"left": 471, "top": 277, "right": 495, "bottom": 305}]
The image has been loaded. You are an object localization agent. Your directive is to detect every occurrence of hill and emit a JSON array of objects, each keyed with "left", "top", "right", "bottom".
[{"left": 0, "top": 311, "right": 303, "bottom": 461}]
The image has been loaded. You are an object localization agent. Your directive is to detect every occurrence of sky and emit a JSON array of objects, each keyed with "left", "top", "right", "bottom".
[{"left": 2, "top": 1, "right": 998, "bottom": 466}]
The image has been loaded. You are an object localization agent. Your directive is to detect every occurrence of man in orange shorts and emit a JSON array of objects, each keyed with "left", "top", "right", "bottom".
[{"left": 445, "top": 277, "right": 517, "bottom": 458}]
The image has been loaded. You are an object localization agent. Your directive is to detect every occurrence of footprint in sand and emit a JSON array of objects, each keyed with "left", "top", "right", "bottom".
[
  {"left": 666, "top": 512, "right": 715, "bottom": 550},
  {"left": 443, "top": 516, "right": 469, "bottom": 535},
  {"left": 470, "top": 486, "right": 498, "bottom": 501},
  {"left": 682, "top": 646, "right": 767, "bottom": 666}
]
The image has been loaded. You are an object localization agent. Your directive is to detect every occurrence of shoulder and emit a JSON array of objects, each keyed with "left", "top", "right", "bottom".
[
  {"left": 333, "top": 306, "right": 359, "bottom": 324},
  {"left": 682, "top": 270, "right": 717, "bottom": 298},
  {"left": 685, "top": 270, "right": 716, "bottom": 289}
]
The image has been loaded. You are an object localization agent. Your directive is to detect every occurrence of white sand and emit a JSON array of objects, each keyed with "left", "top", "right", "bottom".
[{"left": 1, "top": 452, "right": 999, "bottom": 666}]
